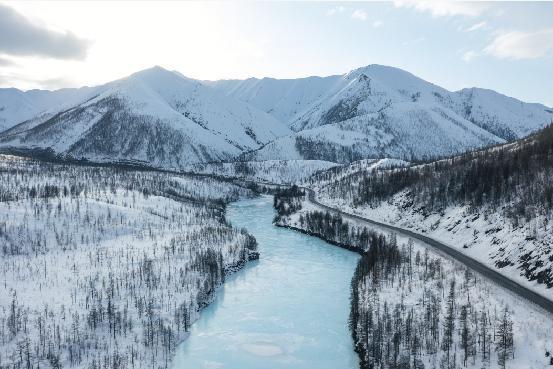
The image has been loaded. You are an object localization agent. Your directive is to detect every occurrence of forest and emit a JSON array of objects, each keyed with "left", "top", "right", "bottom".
[
  {"left": 350, "top": 237, "right": 521, "bottom": 369},
  {"left": 312, "top": 124, "right": 553, "bottom": 291},
  {"left": 275, "top": 187, "right": 553, "bottom": 369},
  {"left": 0, "top": 155, "right": 258, "bottom": 369},
  {"left": 326, "top": 124, "right": 553, "bottom": 223}
]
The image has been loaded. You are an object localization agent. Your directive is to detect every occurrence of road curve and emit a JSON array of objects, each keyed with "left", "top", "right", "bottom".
[{"left": 302, "top": 188, "right": 553, "bottom": 316}]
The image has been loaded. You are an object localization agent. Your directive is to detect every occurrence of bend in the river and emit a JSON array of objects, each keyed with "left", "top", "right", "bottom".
[{"left": 172, "top": 195, "right": 360, "bottom": 369}]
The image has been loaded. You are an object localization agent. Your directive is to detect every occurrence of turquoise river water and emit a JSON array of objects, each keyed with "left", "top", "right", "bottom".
[{"left": 172, "top": 195, "right": 360, "bottom": 369}]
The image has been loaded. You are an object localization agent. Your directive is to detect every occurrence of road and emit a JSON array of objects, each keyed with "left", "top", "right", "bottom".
[
  {"left": 6, "top": 151, "right": 548, "bottom": 316},
  {"left": 302, "top": 188, "right": 553, "bottom": 316}
]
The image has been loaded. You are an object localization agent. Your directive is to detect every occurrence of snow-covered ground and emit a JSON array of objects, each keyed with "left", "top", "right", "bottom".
[
  {"left": 353, "top": 231, "right": 553, "bottom": 369},
  {"left": 276, "top": 194, "right": 553, "bottom": 369},
  {"left": 2, "top": 64, "right": 551, "bottom": 168},
  {"left": 213, "top": 65, "right": 552, "bottom": 141},
  {"left": 220, "top": 64, "right": 552, "bottom": 163},
  {"left": 0, "top": 67, "right": 291, "bottom": 167},
  {"left": 184, "top": 159, "right": 340, "bottom": 184},
  {"left": 0, "top": 155, "right": 258, "bottom": 369},
  {"left": 316, "top": 191, "right": 553, "bottom": 302},
  {"left": 304, "top": 158, "right": 410, "bottom": 188}
]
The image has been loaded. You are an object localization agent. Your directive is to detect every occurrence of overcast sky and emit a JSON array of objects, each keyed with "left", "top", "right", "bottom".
[{"left": 0, "top": 1, "right": 552, "bottom": 106}]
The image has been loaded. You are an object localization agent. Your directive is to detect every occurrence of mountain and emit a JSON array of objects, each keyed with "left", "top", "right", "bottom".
[
  {"left": 2, "top": 64, "right": 550, "bottom": 167},
  {"left": 212, "top": 65, "right": 552, "bottom": 163},
  {"left": 0, "top": 87, "right": 96, "bottom": 132},
  {"left": 309, "top": 123, "right": 553, "bottom": 292},
  {"left": 0, "top": 66, "right": 291, "bottom": 167},
  {"left": 206, "top": 75, "right": 343, "bottom": 125}
]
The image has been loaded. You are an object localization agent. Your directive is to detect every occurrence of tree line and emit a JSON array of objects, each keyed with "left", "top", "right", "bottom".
[
  {"left": 351, "top": 236, "right": 516, "bottom": 369},
  {"left": 0, "top": 154, "right": 258, "bottom": 369}
]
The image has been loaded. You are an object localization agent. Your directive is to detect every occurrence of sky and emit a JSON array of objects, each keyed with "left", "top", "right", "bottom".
[{"left": 0, "top": 1, "right": 552, "bottom": 106}]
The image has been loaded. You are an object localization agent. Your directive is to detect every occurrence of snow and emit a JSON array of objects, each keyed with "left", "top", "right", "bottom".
[
  {"left": 2, "top": 64, "right": 551, "bottom": 166},
  {"left": 184, "top": 159, "right": 340, "bottom": 184},
  {"left": 321, "top": 192, "right": 553, "bottom": 303},
  {"left": 279, "top": 194, "right": 553, "bottom": 369},
  {"left": 0, "top": 154, "right": 259, "bottom": 369},
  {"left": 456, "top": 87, "right": 553, "bottom": 139},
  {"left": 205, "top": 75, "right": 343, "bottom": 125},
  {"left": 213, "top": 64, "right": 552, "bottom": 163},
  {"left": 0, "top": 86, "right": 98, "bottom": 133},
  {"left": 0, "top": 67, "right": 291, "bottom": 167}
]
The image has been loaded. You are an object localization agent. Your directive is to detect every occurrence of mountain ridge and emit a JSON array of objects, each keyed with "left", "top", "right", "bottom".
[
  {"left": 1, "top": 64, "right": 551, "bottom": 167},
  {"left": 0, "top": 66, "right": 291, "bottom": 167},
  {"left": 213, "top": 64, "right": 551, "bottom": 162}
]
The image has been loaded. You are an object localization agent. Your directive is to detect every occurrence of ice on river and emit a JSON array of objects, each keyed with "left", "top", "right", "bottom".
[{"left": 172, "top": 196, "right": 360, "bottom": 369}]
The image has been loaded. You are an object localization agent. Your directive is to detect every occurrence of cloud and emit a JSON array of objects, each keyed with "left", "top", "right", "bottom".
[
  {"left": 0, "top": 71, "right": 75, "bottom": 90},
  {"left": 0, "top": 56, "right": 15, "bottom": 66},
  {"left": 372, "top": 20, "right": 383, "bottom": 28},
  {"left": 326, "top": 6, "right": 345, "bottom": 16},
  {"left": 351, "top": 9, "right": 368, "bottom": 21},
  {"left": 465, "top": 21, "right": 488, "bottom": 32},
  {"left": 462, "top": 50, "right": 478, "bottom": 62},
  {"left": 0, "top": 4, "right": 90, "bottom": 60},
  {"left": 393, "top": 0, "right": 489, "bottom": 17},
  {"left": 484, "top": 29, "right": 553, "bottom": 60},
  {"left": 39, "top": 76, "right": 77, "bottom": 90}
]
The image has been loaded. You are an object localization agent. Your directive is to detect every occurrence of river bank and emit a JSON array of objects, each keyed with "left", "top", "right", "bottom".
[{"left": 172, "top": 195, "right": 360, "bottom": 369}]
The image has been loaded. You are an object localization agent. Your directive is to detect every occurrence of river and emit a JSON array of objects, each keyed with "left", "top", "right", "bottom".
[{"left": 172, "top": 195, "right": 360, "bottom": 369}]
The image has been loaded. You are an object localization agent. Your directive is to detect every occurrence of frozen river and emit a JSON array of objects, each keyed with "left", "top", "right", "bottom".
[{"left": 172, "top": 195, "right": 360, "bottom": 369}]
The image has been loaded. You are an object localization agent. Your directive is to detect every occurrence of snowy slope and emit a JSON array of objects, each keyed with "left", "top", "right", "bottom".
[
  {"left": 454, "top": 87, "right": 553, "bottom": 140},
  {"left": 0, "top": 66, "right": 291, "bottom": 167},
  {"left": 243, "top": 106, "right": 503, "bottom": 163},
  {"left": 308, "top": 123, "right": 553, "bottom": 298},
  {"left": 2, "top": 64, "right": 550, "bottom": 166},
  {"left": 207, "top": 75, "right": 342, "bottom": 125},
  {"left": 215, "top": 65, "right": 552, "bottom": 162},
  {"left": 0, "top": 87, "right": 96, "bottom": 132},
  {"left": 184, "top": 159, "right": 340, "bottom": 184},
  {"left": 0, "top": 154, "right": 258, "bottom": 369},
  {"left": 0, "top": 89, "right": 38, "bottom": 132}
]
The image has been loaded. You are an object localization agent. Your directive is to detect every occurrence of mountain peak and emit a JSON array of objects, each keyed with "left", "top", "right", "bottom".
[
  {"left": 128, "top": 65, "right": 176, "bottom": 80},
  {"left": 118, "top": 65, "right": 200, "bottom": 95},
  {"left": 346, "top": 64, "right": 410, "bottom": 78}
]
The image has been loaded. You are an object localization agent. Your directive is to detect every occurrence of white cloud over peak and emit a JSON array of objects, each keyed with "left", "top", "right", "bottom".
[
  {"left": 326, "top": 6, "right": 345, "bottom": 17},
  {"left": 484, "top": 29, "right": 553, "bottom": 60},
  {"left": 394, "top": 0, "right": 489, "bottom": 17},
  {"left": 465, "top": 21, "right": 488, "bottom": 32},
  {"left": 462, "top": 50, "right": 478, "bottom": 62},
  {"left": 0, "top": 4, "right": 90, "bottom": 60},
  {"left": 351, "top": 9, "right": 368, "bottom": 21}
]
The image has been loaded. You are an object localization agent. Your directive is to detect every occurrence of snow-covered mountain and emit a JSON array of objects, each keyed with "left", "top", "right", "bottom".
[
  {"left": 309, "top": 122, "right": 553, "bottom": 296},
  {"left": 1, "top": 64, "right": 550, "bottom": 166},
  {"left": 213, "top": 65, "right": 552, "bottom": 162},
  {"left": 0, "top": 87, "right": 96, "bottom": 132},
  {"left": 207, "top": 75, "right": 343, "bottom": 125},
  {"left": 0, "top": 66, "right": 291, "bottom": 167}
]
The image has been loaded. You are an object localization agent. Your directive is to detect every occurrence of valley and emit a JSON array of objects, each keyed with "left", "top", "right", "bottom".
[
  {"left": 273, "top": 187, "right": 553, "bottom": 369},
  {"left": 1, "top": 63, "right": 552, "bottom": 369}
]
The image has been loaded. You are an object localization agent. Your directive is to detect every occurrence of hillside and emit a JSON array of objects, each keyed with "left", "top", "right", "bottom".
[
  {"left": 206, "top": 75, "right": 343, "bottom": 125},
  {"left": 215, "top": 65, "right": 552, "bottom": 163},
  {"left": 0, "top": 154, "right": 259, "bottom": 369},
  {"left": 309, "top": 123, "right": 553, "bottom": 295},
  {"left": 272, "top": 187, "right": 553, "bottom": 369},
  {"left": 0, "top": 87, "right": 96, "bottom": 132},
  {"left": 1, "top": 64, "right": 550, "bottom": 167},
  {"left": 0, "top": 67, "right": 290, "bottom": 168}
]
